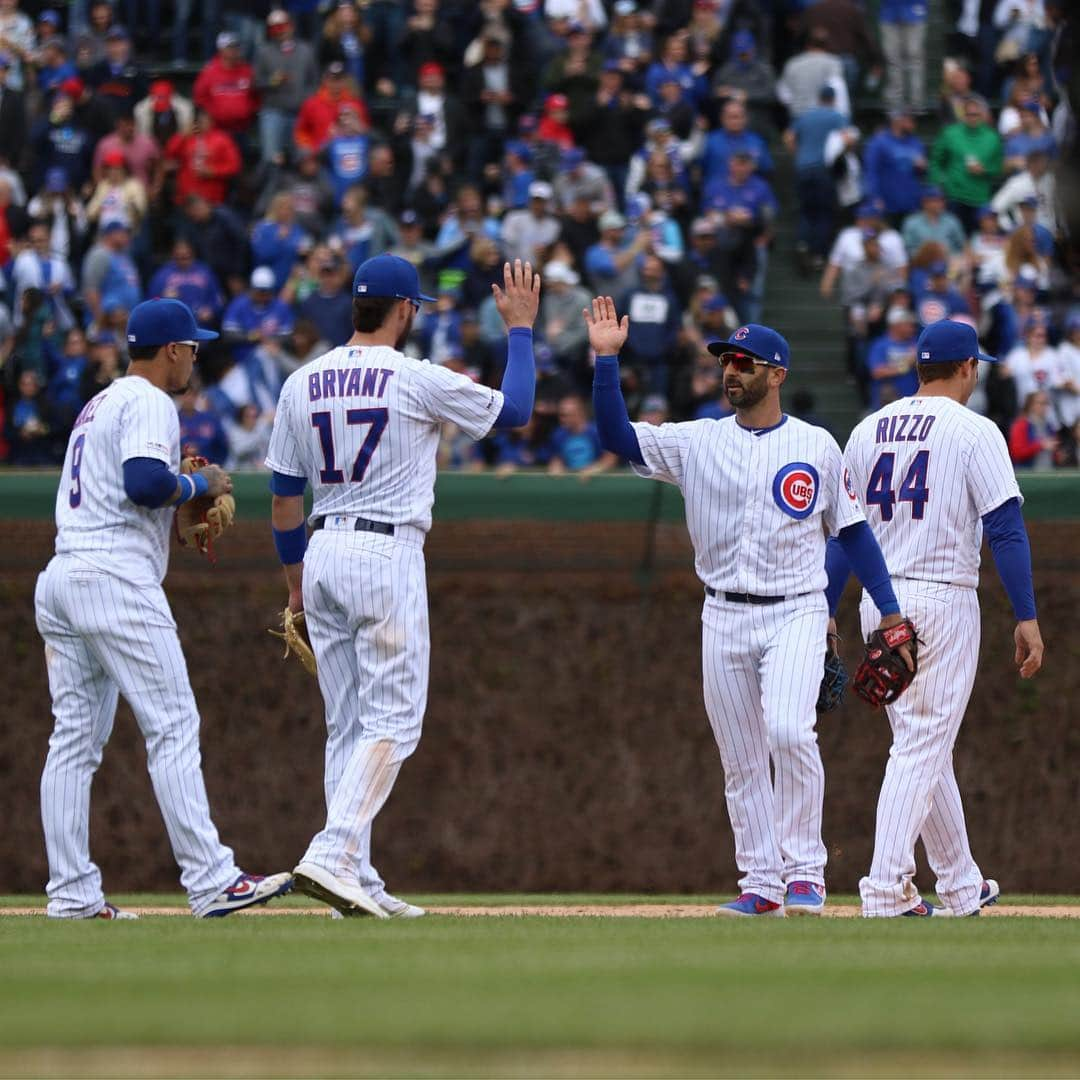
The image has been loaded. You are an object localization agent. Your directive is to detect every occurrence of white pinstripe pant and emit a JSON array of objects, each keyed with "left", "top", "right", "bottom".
[
  {"left": 34, "top": 556, "right": 239, "bottom": 918},
  {"left": 702, "top": 593, "right": 829, "bottom": 905},
  {"left": 299, "top": 525, "right": 429, "bottom": 890},
  {"left": 859, "top": 581, "right": 985, "bottom": 917}
]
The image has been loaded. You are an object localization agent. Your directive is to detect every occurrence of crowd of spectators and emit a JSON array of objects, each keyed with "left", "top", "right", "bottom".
[{"left": 0, "top": 0, "right": 1075, "bottom": 475}]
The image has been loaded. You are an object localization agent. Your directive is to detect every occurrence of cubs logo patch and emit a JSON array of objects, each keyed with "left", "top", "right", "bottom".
[
  {"left": 843, "top": 467, "right": 858, "bottom": 501},
  {"left": 772, "top": 462, "right": 819, "bottom": 520},
  {"left": 733, "top": 326, "right": 750, "bottom": 340}
]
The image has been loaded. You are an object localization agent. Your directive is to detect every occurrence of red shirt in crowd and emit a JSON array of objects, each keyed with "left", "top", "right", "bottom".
[
  {"left": 193, "top": 57, "right": 259, "bottom": 134},
  {"left": 1008, "top": 415, "right": 1051, "bottom": 466},
  {"left": 164, "top": 127, "right": 242, "bottom": 205},
  {"left": 293, "top": 87, "right": 369, "bottom": 151}
]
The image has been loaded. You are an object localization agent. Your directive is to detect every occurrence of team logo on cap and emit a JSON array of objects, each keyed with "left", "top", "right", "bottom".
[
  {"left": 733, "top": 326, "right": 750, "bottom": 340},
  {"left": 357, "top": 283, "right": 368, "bottom": 293},
  {"left": 773, "top": 462, "right": 819, "bottom": 520},
  {"left": 843, "top": 467, "right": 857, "bottom": 501}
]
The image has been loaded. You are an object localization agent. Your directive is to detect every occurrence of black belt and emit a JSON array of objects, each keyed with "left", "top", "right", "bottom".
[
  {"left": 705, "top": 587, "right": 786, "bottom": 605},
  {"left": 311, "top": 516, "right": 395, "bottom": 536}
]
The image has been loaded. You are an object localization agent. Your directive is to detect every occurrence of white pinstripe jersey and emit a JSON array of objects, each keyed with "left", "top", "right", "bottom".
[
  {"left": 842, "top": 396, "right": 1022, "bottom": 588},
  {"left": 53, "top": 375, "right": 180, "bottom": 586},
  {"left": 266, "top": 345, "right": 504, "bottom": 531},
  {"left": 632, "top": 414, "right": 864, "bottom": 595}
]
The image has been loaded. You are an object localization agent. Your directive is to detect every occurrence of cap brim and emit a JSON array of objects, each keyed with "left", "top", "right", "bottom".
[
  {"left": 977, "top": 350, "right": 998, "bottom": 362},
  {"left": 417, "top": 293, "right": 437, "bottom": 303},
  {"left": 194, "top": 328, "right": 220, "bottom": 342}
]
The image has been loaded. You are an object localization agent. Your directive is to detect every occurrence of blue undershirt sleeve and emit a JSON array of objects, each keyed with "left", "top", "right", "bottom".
[
  {"left": 824, "top": 535, "right": 851, "bottom": 616},
  {"left": 836, "top": 520, "right": 901, "bottom": 616},
  {"left": 123, "top": 457, "right": 179, "bottom": 508},
  {"left": 492, "top": 327, "right": 536, "bottom": 429},
  {"left": 982, "top": 497, "right": 1037, "bottom": 621},
  {"left": 270, "top": 470, "right": 308, "bottom": 496},
  {"left": 592, "top": 355, "right": 644, "bottom": 465}
]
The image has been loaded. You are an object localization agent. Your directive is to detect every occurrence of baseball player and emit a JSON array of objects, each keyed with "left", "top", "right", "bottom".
[
  {"left": 35, "top": 299, "right": 293, "bottom": 919},
  {"left": 585, "top": 299, "right": 913, "bottom": 916},
  {"left": 830, "top": 319, "right": 1044, "bottom": 917},
  {"left": 266, "top": 255, "right": 539, "bottom": 918}
]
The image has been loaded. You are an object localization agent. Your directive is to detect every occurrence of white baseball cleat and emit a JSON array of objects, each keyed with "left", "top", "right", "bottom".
[
  {"left": 199, "top": 871, "right": 293, "bottom": 918},
  {"left": 292, "top": 862, "right": 389, "bottom": 918},
  {"left": 371, "top": 889, "right": 426, "bottom": 919},
  {"left": 96, "top": 902, "right": 139, "bottom": 920}
]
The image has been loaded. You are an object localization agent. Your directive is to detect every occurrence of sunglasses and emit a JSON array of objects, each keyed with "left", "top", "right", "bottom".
[
  {"left": 718, "top": 352, "right": 769, "bottom": 373},
  {"left": 176, "top": 340, "right": 200, "bottom": 356}
]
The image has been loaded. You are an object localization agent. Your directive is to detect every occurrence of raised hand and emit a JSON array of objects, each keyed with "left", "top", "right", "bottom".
[
  {"left": 492, "top": 259, "right": 541, "bottom": 330},
  {"left": 583, "top": 296, "right": 629, "bottom": 356}
]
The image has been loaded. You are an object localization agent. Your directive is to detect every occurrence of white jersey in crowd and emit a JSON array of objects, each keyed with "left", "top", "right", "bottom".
[
  {"left": 54, "top": 375, "right": 180, "bottom": 587},
  {"left": 631, "top": 414, "right": 864, "bottom": 595},
  {"left": 266, "top": 345, "right": 504, "bottom": 529},
  {"left": 843, "top": 395, "right": 1021, "bottom": 588}
]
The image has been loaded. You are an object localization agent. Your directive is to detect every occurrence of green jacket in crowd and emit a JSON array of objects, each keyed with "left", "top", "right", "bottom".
[{"left": 929, "top": 121, "right": 1003, "bottom": 208}]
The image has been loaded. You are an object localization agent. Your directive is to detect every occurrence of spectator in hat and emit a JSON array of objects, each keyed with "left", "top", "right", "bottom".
[
  {"left": 990, "top": 141, "right": 1057, "bottom": 233},
  {"left": 577, "top": 61, "right": 651, "bottom": 201},
  {"left": 195, "top": 32, "right": 259, "bottom": 139},
  {"left": 86, "top": 147, "right": 147, "bottom": 232},
  {"left": 92, "top": 110, "right": 160, "bottom": 187},
  {"left": 30, "top": 82, "right": 92, "bottom": 192},
  {"left": 914, "top": 259, "right": 970, "bottom": 326},
  {"left": 85, "top": 26, "right": 147, "bottom": 119},
  {"left": 553, "top": 147, "right": 615, "bottom": 215},
  {"left": 399, "top": 0, "right": 458, "bottom": 83},
  {"left": 702, "top": 98, "right": 774, "bottom": 190},
  {"left": 1008, "top": 389, "right": 1058, "bottom": 470},
  {"left": 26, "top": 168, "right": 88, "bottom": 264},
  {"left": 900, "top": 185, "right": 966, "bottom": 255},
  {"left": 785, "top": 83, "right": 847, "bottom": 268},
  {"left": 147, "top": 237, "right": 225, "bottom": 326},
  {"left": 585, "top": 209, "right": 649, "bottom": 296},
  {"left": 644, "top": 30, "right": 706, "bottom": 110},
  {"left": 413, "top": 61, "right": 464, "bottom": 157},
  {"left": 603, "top": 2, "right": 653, "bottom": 80},
  {"left": 295, "top": 251, "right": 352, "bottom": 347},
  {"left": 222, "top": 265, "right": 294, "bottom": 376},
  {"left": 416, "top": 283, "right": 464, "bottom": 367},
  {"left": 619, "top": 253, "right": 682, "bottom": 394},
  {"left": 389, "top": 209, "right": 435, "bottom": 281},
  {"left": 1002, "top": 99, "right": 1054, "bottom": 173},
  {"left": 501, "top": 180, "right": 560, "bottom": 265},
  {"left": 135, "top": 80, "right": 194, "bottom": 144},
  {"left": 254, "top": 9, "right": 317, "bottom": 165},
  {"left": 33, "top": 8, "right": 63, "bottom": 54},
  {"left": 863, "top": 109, "right": 928, "bottom": 219},
  {"left": 929, "top": 95, "right": 1003, "bottom": 233},
  {"left": 502, "top": 140, "right": 535, "bottom": 210},
  {"left": 865, "top": 306, "right": 919, "bottom": 409},
  {"left": 0, "top": 54, "right": 26, "bottom": 168},
  {"left": 318, "top": 1, "right": 367, "bottom": 88},
  {"left": 163, "top": 109, "right": 242, "bottom": 207},
  {"left": 80, "top": 219, "right": 141, "bottom": 324},
  {"left": 967, "top": 205, "right": 1008, "bottom": 289},
  {"left": 536, "top": 91, "right": 575, "bottom": 150},
  {"left": 294, "top": 62, "right": 367, "bottom": 153},
  {"left": 538, "top": 259, "right": 591, "bottom": 376},
  {"left": 251, "top": 191, "right": 311, "bottom": 297},
  {"left": 45, "top": 326, "right": 91, "bottom": 434},
  {"left": 878, "top": 0, "right": 928, "bottom": 113},
  {"left": 543, "top": 20, "right": 602, "bottom": 121},
  {"left": 36, "top": 36, "right": 77, "bottom": 97},
  {"left": 651, "top": 72, "right": 698, "bottom": 142},
  {"left": 777, "top": 27, "right": 848, "bottom": 120},
  {"left": 712, "top": 31, "right": 777, "bottom": 128}
]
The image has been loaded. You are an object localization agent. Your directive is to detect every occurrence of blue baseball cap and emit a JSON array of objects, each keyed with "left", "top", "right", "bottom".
[
  {"left": 126, "top": 298, "right": 219, "bottom": 348},
  {"left": 353, "top": 253, "right": 436, "bottom": 305},
  {"left": 731, "top": 29, "right": 756, "bottom": 54},
  {"left": 707, "top": 323, "right": 790, "bottom": 368},
  {"left": 915, "top": 320, "right": 996, "bottom": 364}
]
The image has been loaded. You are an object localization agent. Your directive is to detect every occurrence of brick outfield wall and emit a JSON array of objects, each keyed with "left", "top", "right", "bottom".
[{"left": 1, "top": 520, "right": 1077, "bottom": 897}]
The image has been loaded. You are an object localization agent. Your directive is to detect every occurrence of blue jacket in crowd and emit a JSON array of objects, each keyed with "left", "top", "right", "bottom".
[{"left": 863, "top": 129, "right": 928, "bottom": 216}]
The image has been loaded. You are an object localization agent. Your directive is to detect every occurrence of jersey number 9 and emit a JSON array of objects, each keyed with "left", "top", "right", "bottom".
[
  {"left": 69, "top": 433, "right": 86, "bottom": 509},
  {"left": 865, "top": 450, "right": 929, "bottom": 521}
]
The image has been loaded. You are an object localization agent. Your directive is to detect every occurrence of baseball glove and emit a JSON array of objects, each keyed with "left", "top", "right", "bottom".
[
  {"left": 852, "top": 619, "right": 919, "bottom": 708},
  {"left": 269, "top": 607, "right": 317, "bottom": 677},
  {"left": 816, "top": 633, "right": 848, "bottom": 713},
  {"left": 175, "top": 456, "right": 235, "bottom": 562}
]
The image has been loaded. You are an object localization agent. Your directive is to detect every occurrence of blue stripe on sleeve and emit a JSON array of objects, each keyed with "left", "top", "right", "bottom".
[
  {"left": 592, "top": 355, "right": 644, "bottom": 465},
  {"left": 493, "top": 327, "right": 536, "bottom": 429},
  {"left": 123, "top": 457, "right": 179, "bottom": 508},
  {"left": 271, "top": 471, "right": 308, "bottom": 496},
  {"left": 837, "top": 520, "right": 900, "bottom": 616},
  {"left": 983, "top": 497, "right": 1037, "bottom": 621}
]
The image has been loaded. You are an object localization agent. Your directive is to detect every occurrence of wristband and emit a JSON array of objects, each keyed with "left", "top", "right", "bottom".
[
  {"left": 273, "top": 523, "right": 308, "bottom": 565},
  {"left": 175, "top": 471, "right": 209, "bottom": 505}
]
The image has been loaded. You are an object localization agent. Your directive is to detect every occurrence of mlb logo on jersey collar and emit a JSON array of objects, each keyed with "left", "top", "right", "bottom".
[{"left": 773, "top": 462, "right": 819, "bottom": 519}]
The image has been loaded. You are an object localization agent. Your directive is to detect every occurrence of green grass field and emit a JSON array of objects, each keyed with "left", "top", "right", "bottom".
[{"left": 3, "top": 895, "right": 1080, "bottom": 1079}]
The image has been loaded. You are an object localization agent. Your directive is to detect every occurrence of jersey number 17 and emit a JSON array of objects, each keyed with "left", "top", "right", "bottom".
[
  {"left": 865, "top": 450, "right": 929, "bottom": 521},
  {"left": 312, "top": 408, "right": 389, "bottom": 484}
]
